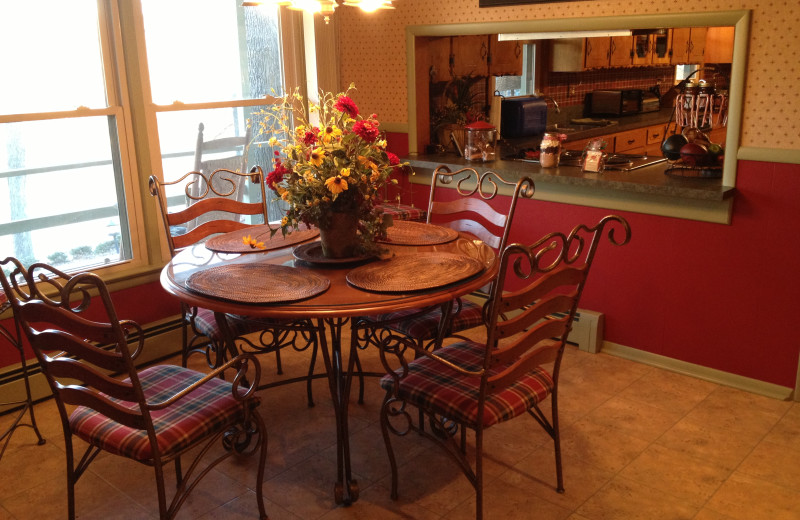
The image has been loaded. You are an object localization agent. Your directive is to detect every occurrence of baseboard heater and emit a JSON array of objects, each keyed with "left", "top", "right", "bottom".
[{"left": 553, "top": 308, "right": 604, "bottom": 353}]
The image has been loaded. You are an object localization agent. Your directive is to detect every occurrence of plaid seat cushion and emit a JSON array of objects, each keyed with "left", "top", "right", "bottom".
[
  {"left": 380, "top": 340, "right": 553, "bottom": 428},
  {"left": 69, "top": 364, "right": 253, "bottom": 462},
  {"left": 193, "top": 307, "right": 299, "bottom": 342},
  {"left": 379, "top": 203, "right": 427, "bottom": 222},
  {"left": 372, "top": 298, "right": 484, "bottom": 339}
]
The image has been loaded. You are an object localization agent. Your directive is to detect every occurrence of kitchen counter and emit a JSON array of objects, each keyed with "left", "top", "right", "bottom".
[{"left": 403, "top": 146, "right": 735, "bottom": 224}]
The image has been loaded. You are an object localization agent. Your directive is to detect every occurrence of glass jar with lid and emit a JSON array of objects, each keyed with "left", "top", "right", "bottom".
[
  {"left": 463, "top": 121, "right": 498, "bottom": 162},
  {"left": 539, "top": 132, "right": 563, "bottom": 168}
]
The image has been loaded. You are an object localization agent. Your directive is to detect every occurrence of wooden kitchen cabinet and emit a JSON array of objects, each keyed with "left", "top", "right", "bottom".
[
  {"left": 614, "top": 127, "right": 648, "bottom": 153},
  {"left": 671, "top": 27, "right": 706, "bottom": 64},
  {"left": 609, "top": 36, "right": 633, "bottom": 67},
  {"left": 704, "top": 26, "right": 734, "bottom": 63},
  {"left": 584, "top": 37, "right": 611, "bottom": 69},
  {"left": 632, "top": 30, "right": 672, "bottom": 66},
  {"left": 451, "top": 35, "right": 488, "bottom": 77},
  {"left": 427, "top": 36, "right": 453, "bottom": 82},
  {"left": 488, "top": 35, "right": 523, "bottom": 76}
]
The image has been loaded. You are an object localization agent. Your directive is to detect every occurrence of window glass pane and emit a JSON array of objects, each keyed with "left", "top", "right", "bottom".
[
  {"left": 0, "top": 1, "right": 107, "bottom": 114},
  {"left": 0, "top": 118, "right": 131, "bottom": 271},
  {"left": 142, "top": 0, "right": 284, "bottom": 104},
  {"left": 156, "top": 106, "right": 286, "bottom": 221}
]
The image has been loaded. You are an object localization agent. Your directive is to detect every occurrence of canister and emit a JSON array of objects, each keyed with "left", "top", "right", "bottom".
[{"left": 463, "top": 121, "right": 498, "bottom": 162}]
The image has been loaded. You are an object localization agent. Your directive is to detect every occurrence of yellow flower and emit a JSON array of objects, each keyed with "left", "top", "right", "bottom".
[
  {"left": 268, "top": 136, "right": 279, "bottom": 146},
  {"left": 340, "top": 168, "right": 351, "bottom": 178},
  {"left": 294, "top": 125, "right": 306, "bottom": 140},
  {"left": 242, "top": 235, "right": 265, "bottom": 250},
  {"left": 281, "top": 216, "right": 289, "bottom": 226},
  {"left": 309, "top": 147, "right": 325, "bottom": 167},
  {"left": 325, "top": 176, "right": 348, "bottom": 194}
]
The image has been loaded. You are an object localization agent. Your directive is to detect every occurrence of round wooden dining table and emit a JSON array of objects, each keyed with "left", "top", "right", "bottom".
[{"left": 160, "top": 222, "right": 498, "bottom": 505}]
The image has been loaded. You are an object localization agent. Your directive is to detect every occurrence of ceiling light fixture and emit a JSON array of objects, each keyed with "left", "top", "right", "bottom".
[{"left": 242, "top": 0, "right": 394, "bottom": 23}]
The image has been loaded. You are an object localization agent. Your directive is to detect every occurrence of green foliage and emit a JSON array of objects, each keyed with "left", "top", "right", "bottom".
[
  {"left": 94, "top": 241, "right": 118, "bottom": 255},
  {"left": 47, "top": 252, "right": 69, "bottom": 265},
  {"left": 70, "top": 246, "right": 93, "bottom": 259}
]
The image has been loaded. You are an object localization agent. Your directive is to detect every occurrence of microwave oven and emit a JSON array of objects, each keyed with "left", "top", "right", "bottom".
[
  {"left": 587, "top": 89, "right": 642, "bottom": 117},
  {"left": 500, "top": 96, "right": 548, "bottom": 138}
]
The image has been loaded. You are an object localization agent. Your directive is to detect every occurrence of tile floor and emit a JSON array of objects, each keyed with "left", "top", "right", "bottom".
[{"left": 1, "top": 337, "right": 799, "bottom": 520}]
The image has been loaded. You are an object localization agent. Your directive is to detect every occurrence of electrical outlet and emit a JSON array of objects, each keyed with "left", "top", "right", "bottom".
[{"left": 569, "top": 85, "right": 576, "bottom": 96}]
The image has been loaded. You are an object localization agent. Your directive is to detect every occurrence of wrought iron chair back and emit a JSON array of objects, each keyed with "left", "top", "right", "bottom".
[
  {"left": 0, "top": 257, "right": 268, "bottom": 520},
  {"left": 149, "top": 167, "right": 268, "bottom": 257},
  {"left": 426, "top": 165, "right": 535, "bottom": 252}
]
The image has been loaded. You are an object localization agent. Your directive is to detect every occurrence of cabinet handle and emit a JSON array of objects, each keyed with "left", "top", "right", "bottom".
[
  {"left": 481, "top": 41, "right": 488, "bottom": 60},
  {"left": 627, "top": 139, "right": 635, "bottom": 145},
  {"left": 515, "top": 42, "right": 522, "bottom": 58}
]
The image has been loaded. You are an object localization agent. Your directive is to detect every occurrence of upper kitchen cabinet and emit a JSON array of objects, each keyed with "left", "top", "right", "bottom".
[
  {"left": 551, "top": 36, "right": 631, "bottom": 71},
  {"left": 489, "top": 35, "right": 523, "bottom": 76},
  {"left": 608, "top": 35, "right": 634, "bottom": 67},
  {"left": 705, "top": 26, "right": 735, "bottom": 63},
  {"left": 451, "top": 35, "right": 488, "bottom": 77},
  {"left": 671, "top": 27, "right": 707, "bottom": 64},
  {"left": 427, "top": 36, "right": 453, "bottom": 82},
  {"left": 584, "top": 36, "right": 611, "bottom": 69},
  {"left": 632, "top": 29, "right": 672, "bottom": 66}
]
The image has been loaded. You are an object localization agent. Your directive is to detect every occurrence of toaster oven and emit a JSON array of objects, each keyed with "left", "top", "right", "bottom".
[
  {"left": 587, "top": 89, "right": 643, "bottom": 117},
  {"left": 500, "top": 96, "right": 548, "bottom": 138}
]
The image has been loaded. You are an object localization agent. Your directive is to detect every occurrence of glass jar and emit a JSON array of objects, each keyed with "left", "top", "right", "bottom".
[
  {"left": 539, "top": 133, "right": 562, "bottom": 168},
  {"left": 463, "top": 121, "right": 498, "bottom": 162}
]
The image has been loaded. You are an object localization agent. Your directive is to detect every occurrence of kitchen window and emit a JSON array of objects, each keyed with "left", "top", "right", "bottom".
[{"left": 0, "top": 0, "right": 298, "bottom": 274}]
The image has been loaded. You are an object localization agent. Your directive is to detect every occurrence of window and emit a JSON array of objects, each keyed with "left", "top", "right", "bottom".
[
  {"left": 0, "top": 1, "right": 138, "bottom": 273},
  {"left": 0, "top": 0, "right": 299, "bottom": 273},
  {"left": 141, "top": 0, "right": 294, "bottom": 224}
]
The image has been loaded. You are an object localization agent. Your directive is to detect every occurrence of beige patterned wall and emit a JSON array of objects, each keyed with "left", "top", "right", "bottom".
[{"left": 336, "top": 0, "right": 800, "bottom": 150}]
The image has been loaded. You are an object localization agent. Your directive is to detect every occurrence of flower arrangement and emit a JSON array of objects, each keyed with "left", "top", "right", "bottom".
[{"left": 252, "top": 84, "right": 405, "bottom": 257}]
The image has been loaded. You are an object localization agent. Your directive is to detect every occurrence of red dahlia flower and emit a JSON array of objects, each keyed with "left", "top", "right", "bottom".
[
  {"left": 266, "top": 160, "right": 290, "bottom": 191},
  {"left": 334, "top": 95, "right": 359, "bottom": 118},
  {"left": 353, "top": 120, "right": 379, "bottom": 142}
]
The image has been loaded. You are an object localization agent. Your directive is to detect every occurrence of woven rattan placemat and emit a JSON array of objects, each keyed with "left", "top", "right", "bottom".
[
  {"left": 205, "top": 225, "right": 319, "bottom": 254},
  {"left": 378, "top": 221, "right": 459, "bottom": 246},
  {"left": 346, "top": 252, "right": 484, "bottom": 293},
  {"left": 185, "top": 263, "right": 329, "bottom": 303}
]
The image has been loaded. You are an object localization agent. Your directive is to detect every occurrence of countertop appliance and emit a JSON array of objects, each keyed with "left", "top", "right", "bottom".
[
  {"left": 587, "top": 89, "right": 642, "bottom": 117},
  {"left": 500, "top": 96, "right": 548, "bottom": 138},
  {"left": 641, "top": 92, "right": 661, "bottom": 113}
]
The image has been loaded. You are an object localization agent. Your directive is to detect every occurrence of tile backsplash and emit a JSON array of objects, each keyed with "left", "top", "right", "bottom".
[{"left": 540, "top": 66, "right": 676, "bottom": 108}]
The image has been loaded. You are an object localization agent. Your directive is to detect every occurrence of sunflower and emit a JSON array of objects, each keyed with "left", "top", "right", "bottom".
[{"left": 325, "top": 176, "right": 348, "bottom": 194}]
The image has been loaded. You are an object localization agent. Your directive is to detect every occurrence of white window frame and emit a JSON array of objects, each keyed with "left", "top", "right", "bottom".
[{"left": 0, "top": 0, "right": 148, "bottom": 278}]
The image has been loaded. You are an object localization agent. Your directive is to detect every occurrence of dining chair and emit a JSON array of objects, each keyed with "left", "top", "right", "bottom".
[
  {"left": 149, "top": 167, "right": 319, "bottom": 405},
  {"left": 0, "top": 257, "right": 269, "bottom": 520},
  {"left": 378, "top": 215, "right": 631, "bottom": 520},
  {"left": 354, "top": 166, "right": 535, "bottom": 364},
  {"left": 0, "top": 291, "right": 46, "bottom": 460}
]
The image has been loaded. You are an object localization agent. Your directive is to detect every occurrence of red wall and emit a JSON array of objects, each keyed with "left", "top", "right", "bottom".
[{"left": 388, "top": 129, "right": 800, "bottom": 388}]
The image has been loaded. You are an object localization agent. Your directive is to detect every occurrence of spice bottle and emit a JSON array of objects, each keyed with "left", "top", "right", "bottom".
[{"left": 539, "top": 133, "right": 562, "bottom": 168}]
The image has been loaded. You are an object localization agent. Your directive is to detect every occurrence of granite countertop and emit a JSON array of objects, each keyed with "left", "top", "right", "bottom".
[{"left": 404, "top": 150, "right": 734, "bottom": 203}]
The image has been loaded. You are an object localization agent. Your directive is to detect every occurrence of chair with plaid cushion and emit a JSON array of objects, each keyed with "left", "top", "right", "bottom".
[
  {"left": 150, "top": 168, "right": 319, "bottom": 405},
  {"left": 355, "top": 166, "right": 535, "bottom": 363},
  {"left": 379, "top": 215, "right": 631, "bottom": 520},
  {"left": 0, "top": 257, "right": 268, "bottom": 520}
]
